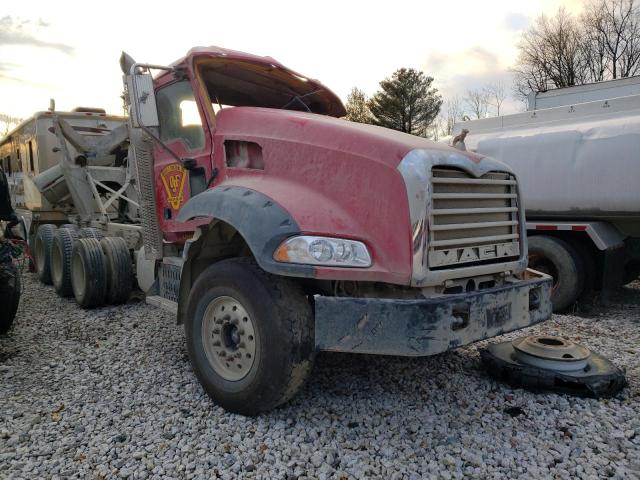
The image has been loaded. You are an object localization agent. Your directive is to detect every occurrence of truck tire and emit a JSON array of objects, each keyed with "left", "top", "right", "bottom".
[
  {"left": 100, "top": 237, "right": 132, "bottom": 305},
  {"left": 0, "top": 262, "right": 20, "bottom": 334},
  {"left": 60, "top": 223, "right": 79, "bottom": 232},
  {"left": 51, "top": 228, "right": 79, "bottom": 297},
  {"left": 572, "top": 241, "right": 599, "bottom": 297},
  {"left": 71, "top": 238, "right": 107, "bottom": 308},
  {"left": 80, "top": 227, "right": 104, "bottom": 240},
  {"left": 623, "top": 260, "right": 640, "bottom": 285},
  {"left": 528, "top": 235, "right": 585, "bottom": 312},
  {"left": 34, "top": 224, "right": 57, "bottom": 284},
  {"left": 185, "top": 257, "right": 315, "bottom": 416}
]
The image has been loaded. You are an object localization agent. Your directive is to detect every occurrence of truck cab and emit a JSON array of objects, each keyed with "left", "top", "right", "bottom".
[{"left": 62, "top": 46, "right": 552, "bottom": 415}]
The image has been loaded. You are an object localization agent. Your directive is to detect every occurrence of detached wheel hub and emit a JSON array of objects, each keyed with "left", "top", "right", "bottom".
[
  {"left": 481, "top": 335, "right": 626, "bottom": 398},
  {"left": 512, "top": 335, "right": 590, "bottom": 372}
]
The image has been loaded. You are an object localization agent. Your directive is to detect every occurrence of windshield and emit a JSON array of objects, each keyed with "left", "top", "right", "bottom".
[{"left": 198, "top": 59, "right": 343, "bottom": 116}]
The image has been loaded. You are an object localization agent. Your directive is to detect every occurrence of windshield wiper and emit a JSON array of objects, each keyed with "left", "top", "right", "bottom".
[{"left": 280, "top": 89, "right": 323, "bottom": 112}]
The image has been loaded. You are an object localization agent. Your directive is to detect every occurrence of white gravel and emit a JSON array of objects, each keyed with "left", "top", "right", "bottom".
[{"left": 1, "top": 274, "right": 639, "bottom": 479}]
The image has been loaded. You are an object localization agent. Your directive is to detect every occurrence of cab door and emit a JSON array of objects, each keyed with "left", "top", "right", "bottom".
[{"left": 154, "top": 78, "right": 213, "bottom": 241}]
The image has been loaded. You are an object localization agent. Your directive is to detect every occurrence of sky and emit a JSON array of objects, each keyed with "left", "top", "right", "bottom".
[{"left": 0, "top": 0, "right": 585, "bottom": 123}]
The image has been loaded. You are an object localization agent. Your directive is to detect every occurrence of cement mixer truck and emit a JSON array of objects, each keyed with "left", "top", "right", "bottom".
[
  {"left": 1, "top": 46, "right": 552, "bottom": 414},
  {"left": 454, "top": 77, "right": 640, "bottom": 312}
]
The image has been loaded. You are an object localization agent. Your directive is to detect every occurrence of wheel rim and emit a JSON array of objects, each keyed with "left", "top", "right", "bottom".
[
  {"left": 35, "top": 236, "right": 45, "bottom": 273},
  {"left": 72, "top": 253, "right": 86, "bottom": 298},
  {"left": 202, "top": 295, "right": 256, "bottom": 381},
  {"left": 51, "top": 243, "right": 62, "bottom": 285}
]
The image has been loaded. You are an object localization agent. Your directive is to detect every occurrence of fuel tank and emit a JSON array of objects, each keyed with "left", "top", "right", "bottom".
[{"left": 455, "top": 94, "right": 640, "bottom": 237}]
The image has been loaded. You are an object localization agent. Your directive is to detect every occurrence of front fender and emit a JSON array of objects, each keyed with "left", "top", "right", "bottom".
[{"left": 176, "top": 185, "right": 314, "bottom": 278}]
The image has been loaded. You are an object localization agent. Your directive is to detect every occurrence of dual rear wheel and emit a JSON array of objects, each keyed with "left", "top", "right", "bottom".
[{"left": 34, "top": 224, "right": 132, "bottom": 308}]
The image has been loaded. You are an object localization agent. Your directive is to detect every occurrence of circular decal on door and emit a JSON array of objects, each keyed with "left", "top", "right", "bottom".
[{"left": 160, "top": 163, "right": 187, "bottom": 210}]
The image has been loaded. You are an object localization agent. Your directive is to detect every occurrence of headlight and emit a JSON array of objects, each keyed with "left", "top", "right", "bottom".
[{"left": 273, "top": 236, "right": 372, "bottom": 268}]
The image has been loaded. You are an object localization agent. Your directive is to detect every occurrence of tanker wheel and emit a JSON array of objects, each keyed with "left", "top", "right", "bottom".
[
  {"left": 185, "top": 257, "right": 315, "bottom": 416},
  {"left": 80, "top": 227, "right": 104, "bottom": 240},
  {"left": 100, "top": 237, "right": 132, "bottom": 305},
  {"left": 0, "top": 262, "right": 21, "bottom": 334},
  {"left": 34, "top": 224, "right": 58, "bottom": 284},
  {"left": 623, "top": 260, "right": 640, "bottom": 285},
  {"left": 71, "top": 238, "right": 107, "bottom": 309},
  {"left": 528, "top": 235, "right": 585, "bottom": 312},
  {"left": 51, "top": 228, "right": 80, "bottom": 297},
  {"left": 60, "top": 224, "right": 79, "bottom": 232}
]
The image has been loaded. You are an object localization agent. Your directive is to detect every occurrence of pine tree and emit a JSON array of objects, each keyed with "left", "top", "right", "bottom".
[{"left": 368, "top": 68, "right": 442, "bottom": 137}]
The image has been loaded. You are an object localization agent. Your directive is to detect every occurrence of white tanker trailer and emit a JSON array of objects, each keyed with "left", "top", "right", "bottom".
[{"left": 454, "top": 78, "right": 640, "bottom": 311}]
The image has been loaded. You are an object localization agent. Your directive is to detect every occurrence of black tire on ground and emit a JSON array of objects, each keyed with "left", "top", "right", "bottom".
[
  {"left": 71, "top": 238, "right": 107, "bottom": 308},
  {"left": 34, "top": 224, "right": 58, "bottom": 284},
  {"left": 528, "top": 235, "right": 585, "bottom": 312},
  {"left": 80, "top": 227, "right": 104, "bottom": 240},
  {"left": 100, "top": 237, "right": 132, "bottom": 305},
  {"left": 185, "top": 257, "right": 315, "bottom": 416},
  {"left": 0, "top": 262, "right": 21, "bottom": 334},
  {"left": 623, "top": 260, "right": 640, "bottom": 286},
  {"left": 572, "top": 240, "right": 599, "bottom": 299},
  {"left": 51, "top": 228, "right": 80, "bottom": 297}
]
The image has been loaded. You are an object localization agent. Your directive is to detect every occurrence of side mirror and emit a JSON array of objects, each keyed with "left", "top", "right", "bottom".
[{"left": 121, "top": 52, "right": 159, "bottom": 129}]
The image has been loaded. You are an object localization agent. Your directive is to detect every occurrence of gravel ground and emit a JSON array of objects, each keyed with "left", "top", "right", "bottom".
[{"left": 1, "top": 274, "right": 639, "bottom": 479}]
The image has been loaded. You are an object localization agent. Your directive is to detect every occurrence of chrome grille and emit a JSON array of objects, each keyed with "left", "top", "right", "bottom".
[{"left": 428, "top": 168, "right": 520, "bottom": 269}]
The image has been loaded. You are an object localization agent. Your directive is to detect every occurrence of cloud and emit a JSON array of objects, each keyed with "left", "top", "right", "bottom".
[
  {"left": 505, "top": 12, "right": 530, "bottom": 31},
  {"left": 425, "top": 47, "right": 500, "bottom": 75},
  {"left": 423, "top": 47, "right": 525, "bottom": 115},
  {"left": 0, "top": 16, "right": 73, "bottom": 54}
]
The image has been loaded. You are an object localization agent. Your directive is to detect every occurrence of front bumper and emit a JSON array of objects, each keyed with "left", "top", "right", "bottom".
[{"left": 314, "top": 269, "right": 552, "bottom": 356}]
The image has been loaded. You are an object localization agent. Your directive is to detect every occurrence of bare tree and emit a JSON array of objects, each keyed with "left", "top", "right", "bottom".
[
  {"left": 0, "top": 114, "right": 22, "bottom": 136},
  {"left": 485, "top": 82, "right": 506, "bottom": 116},
  {"left": 513, "top": 2, "right": 640, "bottom": 100},
  {"left": 512, "top": 8, "right": 588, "bottom": 100},
  {"left": 583, "top": 0, "right": 640, "bottom": 79},
  {"left": 464, "top": 89, "right": 490, "bottom": 119},
  {"left": 442, "top": 96, "right": 465, "bottom": 135}
]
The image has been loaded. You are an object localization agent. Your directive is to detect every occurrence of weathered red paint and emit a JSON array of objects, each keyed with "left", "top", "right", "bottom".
[{"left": 152, "top": 47, "right": 490, "bottom": 284}]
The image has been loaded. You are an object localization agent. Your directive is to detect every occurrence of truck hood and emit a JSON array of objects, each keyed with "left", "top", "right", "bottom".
[{"left": 214, "top": 107, "right": 486, "bottom": 167}]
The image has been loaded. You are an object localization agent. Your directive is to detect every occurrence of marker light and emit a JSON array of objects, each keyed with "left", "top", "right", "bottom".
[{"left": 274, "top": 236, "right": 372, "bottom": 268}]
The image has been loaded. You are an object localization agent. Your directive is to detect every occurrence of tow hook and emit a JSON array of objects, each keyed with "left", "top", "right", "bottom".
[{"left": 480, "top": 335, "right": 627, "bottom": 398}]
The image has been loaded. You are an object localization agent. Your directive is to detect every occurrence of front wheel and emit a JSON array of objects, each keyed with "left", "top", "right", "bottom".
[{"left": 185, "top": 257, "right": 315, "bottom": 416}]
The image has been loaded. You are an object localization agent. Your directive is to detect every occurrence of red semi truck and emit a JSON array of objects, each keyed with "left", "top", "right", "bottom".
[{"left": 23, "top": 47, "right": 552, "bottom": 415}]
